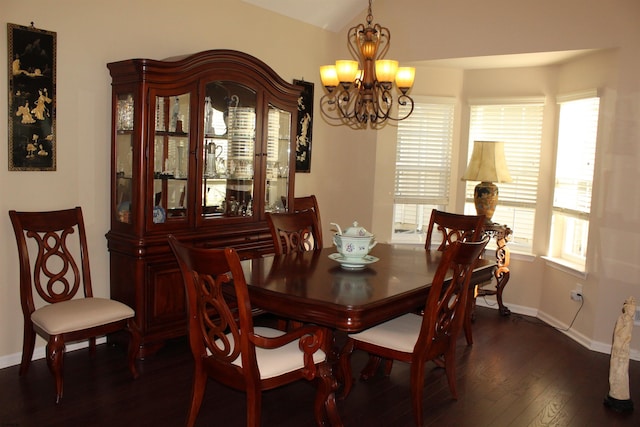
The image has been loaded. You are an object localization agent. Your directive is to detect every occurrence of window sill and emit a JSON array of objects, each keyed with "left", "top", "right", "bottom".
[{"left": 541, "top": 255, "right": 587, "bottom": 279}]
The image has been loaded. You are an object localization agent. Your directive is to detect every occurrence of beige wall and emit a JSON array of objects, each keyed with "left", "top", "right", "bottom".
[{"left": 2, "top": 0, "right": 639, "bottom": 365}]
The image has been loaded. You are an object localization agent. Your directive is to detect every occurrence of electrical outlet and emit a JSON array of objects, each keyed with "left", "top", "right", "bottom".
[
  {"left": 634, "top": 308, "right": 640, "bottom": 326},
  {"left": 570, "top": 290, "right": 582, "bottom": 301},
  {"left": 570, "top": 283, "right": 583, "bottom": 301}
]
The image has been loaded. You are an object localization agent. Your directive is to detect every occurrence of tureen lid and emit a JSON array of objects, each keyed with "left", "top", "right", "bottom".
[{"left": 343, "top": 221, "right": 373, "bottom": 237}]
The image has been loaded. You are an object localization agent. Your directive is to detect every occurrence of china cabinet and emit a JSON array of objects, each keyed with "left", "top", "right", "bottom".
[{"left": 106, "top": 50, "right": 301, "bottom": 357}]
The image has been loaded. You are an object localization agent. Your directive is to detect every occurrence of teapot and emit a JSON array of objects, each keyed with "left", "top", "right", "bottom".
[{"left": 331, "top": 221, "right": 377, "bottom": 259}]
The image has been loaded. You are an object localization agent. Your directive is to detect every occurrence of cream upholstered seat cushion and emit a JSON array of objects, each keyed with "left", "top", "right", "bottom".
[
  {"left": 30, "top": 297, "right": 135, "bottom": 335},
  {"left": 215, "top": 326, "right": 326, "bottom": 379},
  {"left": 348, "top": 313, "right": 422, "bottom": 353}
]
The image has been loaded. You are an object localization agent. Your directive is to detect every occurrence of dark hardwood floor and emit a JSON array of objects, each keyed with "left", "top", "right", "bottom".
[{"left": 2, "top": 307, "right": 639, "bottom": 427}]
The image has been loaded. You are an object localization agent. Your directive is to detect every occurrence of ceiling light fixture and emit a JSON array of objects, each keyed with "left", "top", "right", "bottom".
[{"left": 319, "top": 0, "right": 415, "bottom": 129}]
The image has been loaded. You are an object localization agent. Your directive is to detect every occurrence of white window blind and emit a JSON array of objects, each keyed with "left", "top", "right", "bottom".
[
  {"left": 394, "top": 98, "right": 455, "bottom": 204},
  {"left": 393, "top": 97, "right": 455, "bottom": 238},
  {"left": 465, "top": 99, "right": 545, "bottom": 250}
]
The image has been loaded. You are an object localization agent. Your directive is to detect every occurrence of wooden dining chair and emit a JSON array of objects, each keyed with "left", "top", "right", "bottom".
[
  {"left": 425, "top": 209, "right": 486, "bottom": 251},
  {"left": 425, "top": 209, "right": 488, "bottom": 345},
  {"left": 9, "top": 207, "right": 140, "bottom": 403},
  {"left": 167, "top": 235, "right": 331, "bottom": 427},
  {"left": 293, "top": 195, "right": 323, "bottom": 244},
  {"left": 339, "top": 237, "right": 490, "bottom": 427},
  {"left": 266, "top": 210, "right": 323, "bottom": 255}
]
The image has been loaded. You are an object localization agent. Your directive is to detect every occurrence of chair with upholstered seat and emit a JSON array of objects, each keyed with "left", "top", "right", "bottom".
[
  {"left": 266, "top": 210, "right": 323, "bottom": 255},
  {"left": 425, "top": 209, "right": 487, "bottom": 345},
  {"left": 293, "top": 195, "right": 323, "bottom": 245},
  {"left": 425, "top": 209, "right": 486, "bottom": 251},
  {"left": 9, "top": 207, "right": 140, "bottom": 403},
  {"left": 339, "top": 237, "right": 490, "bottom": 427},
  {"left": 168, "top": 235, "right": 331, "bottom": 427}
]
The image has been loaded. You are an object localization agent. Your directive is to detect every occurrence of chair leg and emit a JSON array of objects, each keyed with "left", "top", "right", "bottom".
[
  {"left": 47, "top": 335, "right": 65, "bottom": 404},
  {"left": 444, "top": 348, "right": 459, "bottom": 399},
  {"left": 360, "top": 354, "right": 382, "bottom": 380},
  {"left": 88, "top": 336, "right": 97, "bottom": 355},
  {"left": 382, "top": 359, "right": 394, "bottom": 376},
  {"left": 337, "top": 339, "right": 355, "bottom": 399},
  {"left": 410, "top": 360, "right": 426, "bottom": 427},
  {"left": 464, "top": 292, "right": 475, "bottom": 345},
  {"left": 185, "top": 366, "right": 208, "bottom": 427},
  {"left": 126, "top": 319, "right": 141, "bottom": 379},
  {"left": 246, "top": 387, "right": 262, "bottom": 427},
  {"left": 19, "top": 321, "right": 36, "bottom": 376}
]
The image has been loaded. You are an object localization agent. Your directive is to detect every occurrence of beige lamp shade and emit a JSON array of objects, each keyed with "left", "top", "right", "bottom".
[
  {"left": 462, "top": 141, "right": 512, "bottom": 223},
  {"left": 462, "top": 141, "right": 512, "bottom": 183}
]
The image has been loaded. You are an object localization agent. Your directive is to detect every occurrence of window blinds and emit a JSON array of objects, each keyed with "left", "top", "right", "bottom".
[{"left": 394, "top": 97, "right": 455, "bottom": 205}]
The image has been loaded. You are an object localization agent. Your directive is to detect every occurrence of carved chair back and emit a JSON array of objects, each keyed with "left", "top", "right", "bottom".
[
  {"left": 293, "top": 195, "right": 323, "bottom": 248},
  {"left": 425, "top": 209, "right": 486, "bottom": 251},
  {"left": 266, "top": 210, "right": 322, "bottom": 255}
]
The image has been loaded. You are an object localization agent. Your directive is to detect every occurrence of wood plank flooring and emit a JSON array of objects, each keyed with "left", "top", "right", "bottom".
[{"left": 1, "top": 307, "right": 639, "bottom": 426}]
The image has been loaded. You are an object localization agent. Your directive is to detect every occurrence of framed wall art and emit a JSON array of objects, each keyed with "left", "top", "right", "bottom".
[
  {"left": 7, "top": 22, "right": 56, "bottom": 171},
  {"left": 294, "top": 79, "right": 313, "bottom": 173}
]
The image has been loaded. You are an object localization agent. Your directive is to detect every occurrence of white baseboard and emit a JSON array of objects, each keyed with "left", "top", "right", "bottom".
[
  {"left": 0, "top": 338, "right": 106, "bottom": 370},
  {"left": 477, "top": 298, "right": 640, "bottom": 362}
]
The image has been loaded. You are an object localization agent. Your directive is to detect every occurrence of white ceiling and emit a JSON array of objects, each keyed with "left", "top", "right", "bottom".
[
  {"left": 242, "top": 0, "right": 364, "bottom": 32},
  {"left": 416, "top": 49, "right": 598, "bottom": 70},
  {"left": 243, "top": 0, "right": 595, "bottom": 69}
]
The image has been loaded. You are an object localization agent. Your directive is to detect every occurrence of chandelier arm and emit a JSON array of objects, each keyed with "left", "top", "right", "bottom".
[
  {"left": 347, "top": 24, "right": 365, "bottom": 62},
  {"left": 374, "top": 24, "right": 391, "bottom": 61},
  {"left": 370, "top": 85, "right": 392, "bottom": 121},
  {"left": 382, "top": 95, "right": 415, "bottom": 122}
]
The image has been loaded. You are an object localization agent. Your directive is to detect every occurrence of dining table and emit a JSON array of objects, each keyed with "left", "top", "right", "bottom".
[{"left": 239, "top": 243, "right": 496, "bottom": 426}]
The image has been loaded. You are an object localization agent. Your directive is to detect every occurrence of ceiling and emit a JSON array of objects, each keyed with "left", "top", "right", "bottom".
[
  {"left": 242, "top": 0, "right": 596, "bottom": 69},
  {"left": 242, "top": 0, "right": 364, "bottom": 33}
]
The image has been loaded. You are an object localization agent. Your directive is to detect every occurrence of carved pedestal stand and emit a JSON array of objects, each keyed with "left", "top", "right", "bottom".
[{"left": 477, "top": 222, "right": 512, "bottom": 316}]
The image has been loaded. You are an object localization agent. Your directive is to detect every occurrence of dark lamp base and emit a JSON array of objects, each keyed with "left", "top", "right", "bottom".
[{"left": 604, "top": 394, "right": 634, "bottom": 413}]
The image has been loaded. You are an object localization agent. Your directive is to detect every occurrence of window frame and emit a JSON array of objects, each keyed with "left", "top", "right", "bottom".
[{"left": 548, "top": 90, "right": 600, "bottom": 271}]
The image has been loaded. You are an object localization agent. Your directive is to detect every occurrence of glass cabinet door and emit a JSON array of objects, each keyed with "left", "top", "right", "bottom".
[
  {"left": 265, "top": 105, "right": 291, "bottom": 213},
  {"left": 152, "top": 93, "right": 191, "bottom": 224},
  {"left": 201, "top": 81, "right": 257, "bottom": 219},
  {"left": 115, "top": 92, "right": 134, "bottom": 223}
]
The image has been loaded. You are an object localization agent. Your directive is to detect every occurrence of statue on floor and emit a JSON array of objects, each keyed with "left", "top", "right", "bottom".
[{"left": 604, "top": 296, "right": 635, "bottom": 412}]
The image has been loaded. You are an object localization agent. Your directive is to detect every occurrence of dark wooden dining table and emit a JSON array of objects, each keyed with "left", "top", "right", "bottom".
[{"left": 240, "top": 243, "right": 495, "bottom": 426}]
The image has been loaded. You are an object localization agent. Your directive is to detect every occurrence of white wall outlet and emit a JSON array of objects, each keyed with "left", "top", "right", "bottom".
[
  {"left": 570, "top": 283, "right": 583, "bottom": 301},
  {"left": 634, "top": 308, "right": 640, "bottom": 326}
]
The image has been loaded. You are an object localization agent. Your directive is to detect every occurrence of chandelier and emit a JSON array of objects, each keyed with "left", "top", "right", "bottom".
[{"left": 319, "top": 0, "right": 415, "bottom": 129}]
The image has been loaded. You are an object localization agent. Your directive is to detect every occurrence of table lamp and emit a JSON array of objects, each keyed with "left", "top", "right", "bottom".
[{"left": 462, "top": 141, "right": 512, "bottom": 223}]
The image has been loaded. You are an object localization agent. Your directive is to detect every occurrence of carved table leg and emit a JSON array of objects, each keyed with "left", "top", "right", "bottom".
[
  {"left": 314, "top": 328, "right": 344, "bottom": 426},
  {"left": 316, "top": 362, "right": 343, "bottom": 427}
]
